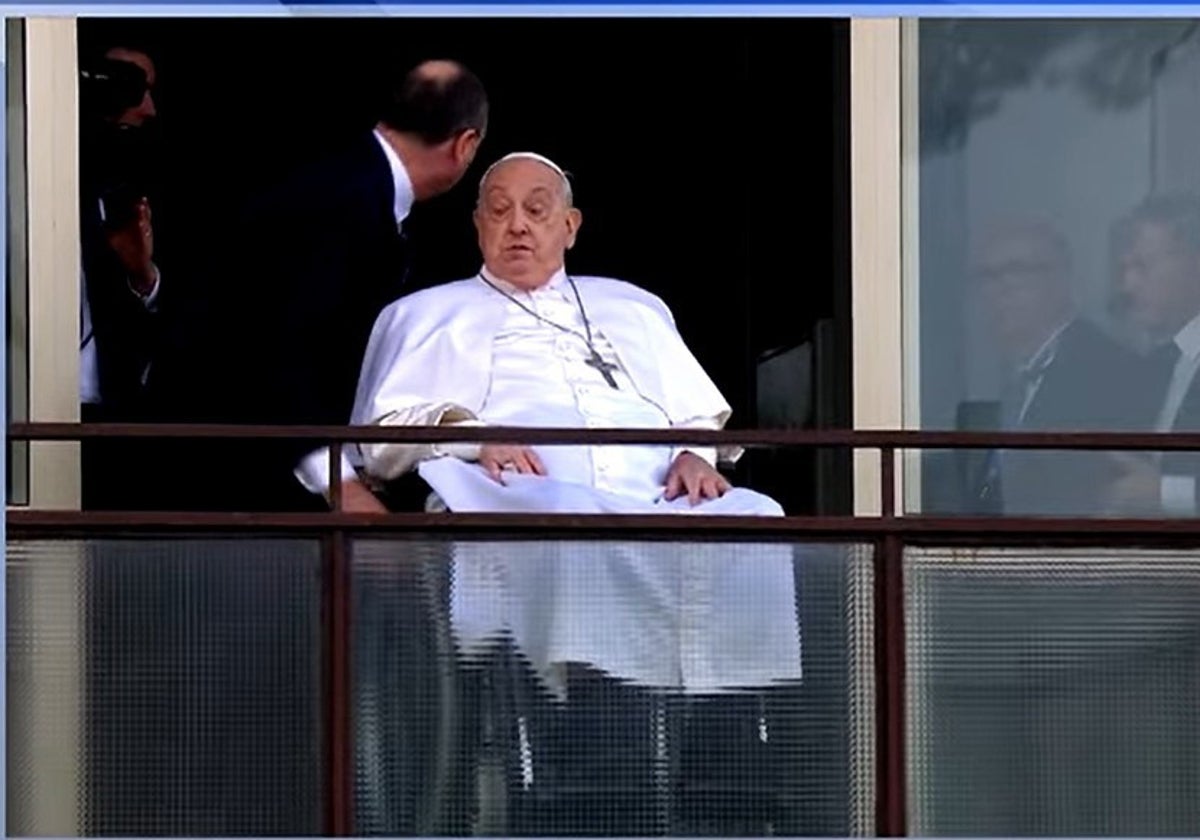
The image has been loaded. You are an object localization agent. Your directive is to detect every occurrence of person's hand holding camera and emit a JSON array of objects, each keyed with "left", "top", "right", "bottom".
[{"left": 106, "top": 197, "right": 157, "bottom": 298}]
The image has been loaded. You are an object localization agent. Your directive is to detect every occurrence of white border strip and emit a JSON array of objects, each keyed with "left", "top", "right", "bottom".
[{"left": 4, "top": 4, "right": 1200, "bottom": 15}]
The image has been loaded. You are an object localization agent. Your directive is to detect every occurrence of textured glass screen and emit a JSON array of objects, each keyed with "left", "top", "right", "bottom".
[
  {"left": 907, "top": 547, "right": 1200, "bottom": 836},
  {"left": 351, "top": 537, "right": 874, "bottom": 837},
  {"left": 7, "top": 537, "right": 325, "bottom": 836}
]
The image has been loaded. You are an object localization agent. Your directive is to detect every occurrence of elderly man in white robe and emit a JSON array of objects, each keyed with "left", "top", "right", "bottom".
[{"left": 349, "top": 152, "right": 803, "bottom": 835}]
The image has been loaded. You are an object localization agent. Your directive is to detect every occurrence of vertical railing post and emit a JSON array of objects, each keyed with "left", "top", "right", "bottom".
[
  {"left": 324, "top": 438, "right": 353, "bottom": 835},
  {"left": 880, "top": 444, "right": 896, "bottom": 518},
  {"left": 875, "top": 445, "right": 906, "bottom": 835},
  {"left": 329, "top": 441, "right": 344, "bottom": 513}
]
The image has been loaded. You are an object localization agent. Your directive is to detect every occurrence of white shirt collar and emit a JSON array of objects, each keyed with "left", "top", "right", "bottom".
[
  {"left": 479, "top": 264, "right": 568, "bottom": 296},
  {"left": 1173, "top": 309, "right": 1200, "bottom": 362},
  {"left": 372, "top": 128, "right": 414, "bottom": 227},
  {"left": 1019, "top": 318, "right": 1072, "bottom": 377}
]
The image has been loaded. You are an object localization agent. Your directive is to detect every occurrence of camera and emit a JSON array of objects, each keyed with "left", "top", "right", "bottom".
[
  {"left": 80, "top": 57, "right": 149, "bottom": 121},
  {"left": 99, "top": 180, "right": 147, "bottom": 230}
]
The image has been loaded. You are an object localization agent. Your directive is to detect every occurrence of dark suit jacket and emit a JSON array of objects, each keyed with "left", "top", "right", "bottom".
[
  {"left": 1020, "top": 318, "right": 1153, "bottom": 432},
  {"left": 960, "top": 318, "right": 1157, "bottom": 516},
  {"left": 160, "top": 131, "right": 411, "bottom": 511},
  {"left": 1156, "top": 349, "right": 1200, "bottom": 512},
  {"left": 78, "top": 171, "right": 174, "bottom": 511}
]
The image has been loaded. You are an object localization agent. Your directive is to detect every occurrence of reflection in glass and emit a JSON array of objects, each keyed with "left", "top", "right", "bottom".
[
  {"left": 911, "top": 20, "right": 1200, "bottom": 517},
  {"left": 907, "top": 546, "right": 1200, "bottom": 835},
  {"left": 6, "top": 538, "right": 325, "bottom": 836}
]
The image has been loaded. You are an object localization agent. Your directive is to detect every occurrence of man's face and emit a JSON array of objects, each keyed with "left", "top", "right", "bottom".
[
  {"left": 1118, "top": 220, "right": 1200, "bottom": 338},
  {"left": 474, "top": 159, "right": 581, "bottom": 289},
  {"left": 106, "top": 48, "right": 157, "bottom": 128},
  {"left": 972, "top": 230, "right": 1070, "bottom": 359}
]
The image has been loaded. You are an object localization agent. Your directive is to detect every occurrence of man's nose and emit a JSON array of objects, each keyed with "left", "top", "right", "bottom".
[
  {"left": 507, "top": 211, "right": 530, "bottom": 233},
  {"left": 140, "top": 93, "right": 157, "bottom": 118}
]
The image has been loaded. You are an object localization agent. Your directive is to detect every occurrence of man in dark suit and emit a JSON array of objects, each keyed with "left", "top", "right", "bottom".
[
  {"left": 102, "top": 60, "right": 487, "bottom": 834},
  {"left": 960, "top": 219, "right": 1153, "bottom": 516},
  {"left": 159, "top": 58, "right": 487, "bottom": 512},
  {"left": 1105, "top": 193, "right": 1200, "bottom": 516},
  {"left": 78, "top": 44, "right": 165, "bottom": 510}
]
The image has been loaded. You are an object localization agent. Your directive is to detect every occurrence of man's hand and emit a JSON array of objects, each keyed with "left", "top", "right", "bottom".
[
  {"left": 105, "top": 198, "right": 157, "bottom": 296},
  {"left": 664, "top": 451, "right": 731, "bottom": 506},
  {"left": 479, "top": 444, "right": 547, "bottom": 484},
  {"left": 1103, "top": 452, "right": 1162, "bottom": 515},
  {"left": 330, "top": 477, "right": 389, "bottom": 514}
]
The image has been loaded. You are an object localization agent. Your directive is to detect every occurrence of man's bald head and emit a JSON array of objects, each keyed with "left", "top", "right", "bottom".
[
  {"left": 973, "top": 219, "right": 1072, "bottom": 279},
  {"left": 414, "top": 59, "right": 462, "bottom": 82},
  {"left": 380, "top": 58, "right": 488, "bottom": 146}
]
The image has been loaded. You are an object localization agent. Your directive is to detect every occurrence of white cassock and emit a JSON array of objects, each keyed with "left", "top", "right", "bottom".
[{"left": 351, "top": 266, "right": 802, "bottom": 696}]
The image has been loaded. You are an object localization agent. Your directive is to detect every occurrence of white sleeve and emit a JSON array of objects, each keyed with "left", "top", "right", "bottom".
[
  {"left": 294, "top": 448, "right": 358, "bottom": 495},
  {"left": 359, "top": 402, "right": 481, "bottom": 480},
  {"left": 670, "top": 415, "right": 721, "bottom": 468},
  {"left": 134, "top": 265, "right": 162, "bottom": 311}
]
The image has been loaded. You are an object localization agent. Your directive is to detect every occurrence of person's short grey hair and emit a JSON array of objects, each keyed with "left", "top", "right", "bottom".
[
  {"left": 478, "top": 151, "right": 573, "bottom": 207},
  {"left": 1120, "top": 192, "right": 1200, "bottom": 257}
]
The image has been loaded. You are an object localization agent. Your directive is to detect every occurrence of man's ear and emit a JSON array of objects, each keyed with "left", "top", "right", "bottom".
[
  {"left": 565, "top": 207, "right": 583, "bottom": 249},
  {"left": 453, "top": 129, "right": 482, "bottom": 165}
]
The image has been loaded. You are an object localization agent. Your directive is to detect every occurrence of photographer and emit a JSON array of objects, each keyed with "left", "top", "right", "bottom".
[{"left": 78, "top": 44, "right": 163, "bottom": 509}]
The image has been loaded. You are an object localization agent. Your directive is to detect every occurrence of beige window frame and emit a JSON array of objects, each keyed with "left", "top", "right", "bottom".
[
  {"left": 10, "top": 16, "right": 80, "bottom": 512},
  {"left": 850, "top": 18, "right": 905, "bottom": 515}
]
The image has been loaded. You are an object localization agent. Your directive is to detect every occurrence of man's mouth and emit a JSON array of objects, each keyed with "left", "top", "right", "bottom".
[{"left": 505, "top": 244, "right": 533, "bottom": 254}]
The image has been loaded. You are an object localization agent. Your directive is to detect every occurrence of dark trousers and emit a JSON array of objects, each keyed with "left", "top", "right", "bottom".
[
  {"left": 483, "top": 658, "right": 793, "bottom": 837},
  {"left": 355, "top": 614, "right": 800, "bottom": 837}
]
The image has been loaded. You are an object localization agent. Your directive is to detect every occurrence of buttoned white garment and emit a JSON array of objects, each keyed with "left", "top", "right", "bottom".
[
  {"left": 425, "top": 449, "right": 802, "bottom": 696},
  {"left": 463, "top": 267, "right": 715, "bottom": 500},
  {"left": 411, "top": 268, "right": 802, "bottom": 697}
]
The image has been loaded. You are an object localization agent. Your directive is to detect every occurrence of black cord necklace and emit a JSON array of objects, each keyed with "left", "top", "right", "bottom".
[{"left": 477, "top": 272, "right": 620, "bottom": 389}]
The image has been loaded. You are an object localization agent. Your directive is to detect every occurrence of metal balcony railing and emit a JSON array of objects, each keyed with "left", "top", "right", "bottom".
[{"left": 9, "top": 421, "right": 1200, "bottom": 837}]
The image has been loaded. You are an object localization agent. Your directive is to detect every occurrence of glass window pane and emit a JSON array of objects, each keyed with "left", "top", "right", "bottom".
[
  {"left": 6, "top": 536, "right": 325, "bottom": 835},
  {"left": 351, "top": 536, "right": 875, "bottom": 836},
  {"left": 906, "top": 545, "right": 1200, "bottom": 835},
  {"left": 908, "top": 20, "right": 1200, "bottom": 517}
]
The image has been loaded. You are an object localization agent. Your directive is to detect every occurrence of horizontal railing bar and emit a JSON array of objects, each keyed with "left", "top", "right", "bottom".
[
  {"left": 11, "top": 422, "right": 1200, "bottom": 451},
  {"left": 10, "top": 510, "right": 1200, "bottom": 543}
]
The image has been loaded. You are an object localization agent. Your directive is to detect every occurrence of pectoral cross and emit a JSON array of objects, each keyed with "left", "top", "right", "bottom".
[{"left": 586, "top": 349, "right": 620, "bottom": 389}]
